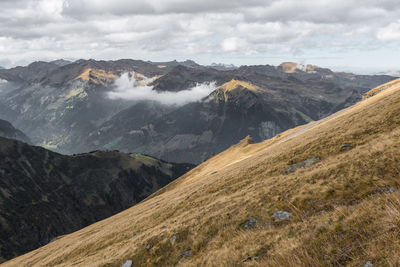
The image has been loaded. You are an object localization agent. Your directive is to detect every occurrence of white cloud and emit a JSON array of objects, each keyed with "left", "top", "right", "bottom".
[
  {"left": 376, "top": 20, "right": 400, "bottom": 41},
  {"left": 108, "top": 72, "right": 217, "bottom": 106},
  {"left": 221, "top": 38, "right": 240, "bottom": 52}
]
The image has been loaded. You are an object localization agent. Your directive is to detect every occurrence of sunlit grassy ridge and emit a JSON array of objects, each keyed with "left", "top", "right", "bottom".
[
  {"left": 4, "top": 80, "right": 400, "bottom": 266},
  {"left": 219, "top": 79, "right": 261, "bottom": 92},
  {"left": 363, "top": 77, "right": 400, "bottom": 99},
  {"left": 74, "top": 68, "right": 118, "bottom": 85}
]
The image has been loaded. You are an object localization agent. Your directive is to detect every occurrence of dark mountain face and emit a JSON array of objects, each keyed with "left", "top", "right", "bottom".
[
  {"left": 0, "top": 119, "right": 30, "bottom": 143},
  {"left": 0, "top": 61, "right": 59, "bottom": 84},
  {"left": 0, "top": 136, "right": 194, "bottom": 262},
  {"left": 0, "top": 60, "right": 396, "bottom": 164},
  {"left": 50, "top": 59, "right": 72, "bottom": 67}
]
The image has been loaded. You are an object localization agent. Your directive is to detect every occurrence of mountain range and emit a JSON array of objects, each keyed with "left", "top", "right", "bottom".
[
  {"left": 0, "top": 59, "right": 396, "bottom": 164},
  {"left": 5, "top": 74, "right": 400, "bottom": 267}
]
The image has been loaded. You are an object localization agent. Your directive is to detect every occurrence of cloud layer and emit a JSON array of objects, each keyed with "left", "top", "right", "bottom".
[
  {"left": 0, "top": 0, "right": 400, "bottom": 70},
  {"left": 108, "top": 72, "right": 217, "bottom": 106}
]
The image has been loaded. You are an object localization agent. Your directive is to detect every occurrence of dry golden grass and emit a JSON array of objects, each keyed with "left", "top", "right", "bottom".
[
  {"left": 219, "top": 79, "right": 261, "bottom": 92},
  {"left": 279, "top": 62, "right": 299, "bottom": 73},
  {"left": 4, "top": 80, "right": 400, "bottom": 267},
  {"left": 364, "top": 78, "right": 400, "bottom": 99},
  {"left": 74, "top": 68, "right": 118, "bottom": 85}
]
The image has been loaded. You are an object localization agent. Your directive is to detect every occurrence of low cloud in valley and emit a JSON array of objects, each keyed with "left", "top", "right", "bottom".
[{"left": 108, "top": 72, "right": 217, "bottom": 106}]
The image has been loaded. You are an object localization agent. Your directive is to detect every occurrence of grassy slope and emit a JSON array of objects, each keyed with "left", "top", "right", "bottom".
[{"left": 4, "top": 79, "right": 400, "bottom": 267}]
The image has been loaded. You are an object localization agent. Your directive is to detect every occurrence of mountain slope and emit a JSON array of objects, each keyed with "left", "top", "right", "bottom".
[
  {"left": 84, "top": 70, "right": 379, "bottom": 164},
  {"left": 0, "top": 119, "right": 30, "bottom": 143},
  {"left": 5, "top": 79, "right": 400, "bottom": 266},
  {"left": 0, "top": 60, "right": 395, "bottom": 164},
  {"left": 0, "top": 138, "right": 193, "bottom": 263}
]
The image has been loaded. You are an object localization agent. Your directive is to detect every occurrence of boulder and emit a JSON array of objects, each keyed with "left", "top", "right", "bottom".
[
  {"left": 170, "top": 235, "right": 178, "bottom": 244},
  {"left": 242, "top": 217, "right": 260, "bottom": 230},
  {"left": 284, "top": 158, "right": 320, "bottom": 174},
  {"left": 341, "top": 143, "right": 353, "bottom": 150},
  {"left": 122, "top": 260, "right": 132, "bottom": 267},
  {"left": 181, "top": 250, "right": 191, "bottom": 256},
  {"left": 273, "top": 211, "right": 292, "bottom": 222}
]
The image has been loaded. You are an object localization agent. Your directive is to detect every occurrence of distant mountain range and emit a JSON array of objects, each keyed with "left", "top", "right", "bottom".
[
  {"left": 377, "top": 70, "right": 400, "bottom": 77},
  {"left": 0, "top": 59, "right": 396, "bottom": 163}
]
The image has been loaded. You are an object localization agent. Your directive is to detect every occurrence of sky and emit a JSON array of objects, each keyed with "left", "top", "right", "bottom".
[{"left": 0, "top": 0, "right": 400, "bottom": 73}]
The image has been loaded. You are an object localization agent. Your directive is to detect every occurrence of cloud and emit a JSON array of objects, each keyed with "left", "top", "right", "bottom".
[
  {"left": 376, "top": 20, "right": 400, "bottom": 41},
  {"left": 107, "top": 72, "right": 217, "bottom": 106},
  {"left": 0, "top": 0, "right": 400, "bottom": 69}
]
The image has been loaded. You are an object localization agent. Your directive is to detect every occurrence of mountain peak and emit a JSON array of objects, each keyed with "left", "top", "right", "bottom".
[
  {"left": 50, "top": 59, "right": 72, "bottom": 67},
  {"left": 279, "top": 62, "right": 321, "bottom": 73},
  {"left": 219, "top": 79, "right": 260, "bottom": 92}
]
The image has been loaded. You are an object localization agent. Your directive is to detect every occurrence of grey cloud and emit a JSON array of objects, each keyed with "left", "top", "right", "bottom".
[
  {"left": 0, "top": 0, "right": 399, "bottom": 68},
  {"left": 62, "top": 0, "right": 268, "bottom": 17}
]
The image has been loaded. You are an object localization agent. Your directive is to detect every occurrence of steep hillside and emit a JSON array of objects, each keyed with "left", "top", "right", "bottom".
[
  {"left": 0, "top": 119, "right": 30, "bottom": 143},
  {"left": 0, "top": 138, "right": 193, "bottom": 263},
  {"left": 5, "top": 78, "right": 400, "bottom": 266}
]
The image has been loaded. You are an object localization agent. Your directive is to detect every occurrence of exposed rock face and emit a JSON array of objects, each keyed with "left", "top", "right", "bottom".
[{"left": 0, "top": 137, "right": 194, "bottom": 262}]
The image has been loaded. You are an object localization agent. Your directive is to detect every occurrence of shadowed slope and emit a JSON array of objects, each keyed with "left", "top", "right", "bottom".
[{"left": 0, "top": 140, "right": 193, "bottom": 263}]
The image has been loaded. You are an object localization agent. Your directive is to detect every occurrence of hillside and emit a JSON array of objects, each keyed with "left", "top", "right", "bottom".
[
  {"left": 0, "top": 138, "right": 193, "bottom": 263},
  {"left": 5, "top": 79, "right": 400, "bottom": 266}
]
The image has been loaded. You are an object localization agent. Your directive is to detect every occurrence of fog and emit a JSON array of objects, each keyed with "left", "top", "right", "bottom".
[{"left": 108, "top": 72, "right": 217, "bottom": 106}]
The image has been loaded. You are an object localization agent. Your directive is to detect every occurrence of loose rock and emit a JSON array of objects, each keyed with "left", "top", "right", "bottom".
[
  {"left": 284, "top": 157, "right": 320, "bottom": 174},
  {"left": 242, "top": 217, "right": 260, "bottom": 230},
  {"left": 170, "top": 235, "right": 178, "bottom": 244},
  {"left": 181, "top": 250, "right": 191, "bottom": 256},
  {"left": 364, "top": 261, "right": 373, "bottom": 267},
  {"left": 341, "top": 143, "right": 353, "bottom": 150},
  {"left": 122, "top": 260, "right": 133, "bottom": 267},
  {"left": 146, "top": 244, "right": 151, "bottom": 250},
  {"left": 388, "top": 187, "right": 397, "bottom": 194},
  {"left": 273, "top": 211, "right": 292, "bottom": 222},
  {"left": 242, "top": 256, "right": 259, "bottom": 262}
]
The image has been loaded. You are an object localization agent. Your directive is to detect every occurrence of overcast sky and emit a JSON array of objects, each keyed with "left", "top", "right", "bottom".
[{"left": 0, "top": 0, "right": 399, "bottom": 73}]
